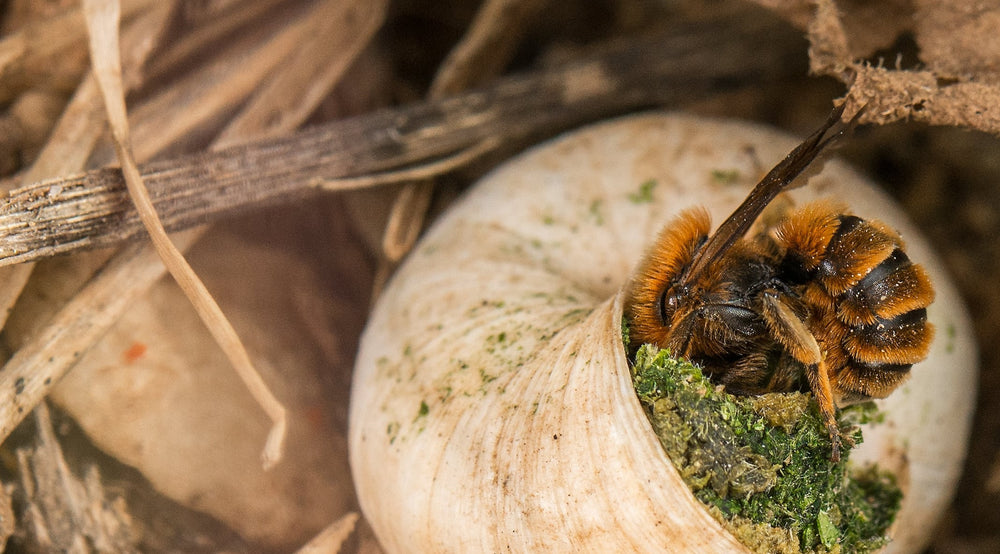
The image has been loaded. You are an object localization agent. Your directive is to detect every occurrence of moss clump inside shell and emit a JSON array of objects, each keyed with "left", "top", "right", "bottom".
[{"left": 630, "top": 343, "right": 901, "bottom": 553}]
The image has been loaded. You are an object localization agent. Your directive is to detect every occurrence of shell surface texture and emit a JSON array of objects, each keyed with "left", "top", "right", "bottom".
[{"left": 349, "top": 110, "right": 977, "bottom": 553}]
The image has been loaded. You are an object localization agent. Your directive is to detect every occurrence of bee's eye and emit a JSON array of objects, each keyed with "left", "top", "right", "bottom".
[{"left": 659, "top": 287, "right": 683, "bottom": 324}]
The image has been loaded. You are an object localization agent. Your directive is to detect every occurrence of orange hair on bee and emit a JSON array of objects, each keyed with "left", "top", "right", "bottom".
[
  {"left": 773, "top": 201, "right": 842, "bottom": 271},
  {"left": 626, "top": 209, "right": 711, "bottom": 349}
]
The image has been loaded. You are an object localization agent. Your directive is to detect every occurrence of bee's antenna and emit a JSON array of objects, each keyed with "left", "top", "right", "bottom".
[{"left": 681, "top": 103, "right": 860, "bottom": 286}]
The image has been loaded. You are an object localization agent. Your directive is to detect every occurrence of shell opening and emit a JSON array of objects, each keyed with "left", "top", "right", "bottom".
[{"left": 627, "top": 339, "right": 902, "bottom": 553}]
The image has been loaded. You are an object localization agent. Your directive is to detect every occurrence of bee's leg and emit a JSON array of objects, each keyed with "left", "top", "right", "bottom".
[
  {"left": 760, "top": 292, "right": 821, "bottom": 367},
  {"left": 805, "top": 360, "right": 842, "bottom": 462}
]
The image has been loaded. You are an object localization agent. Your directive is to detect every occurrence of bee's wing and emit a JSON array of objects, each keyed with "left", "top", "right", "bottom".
[{"left": 681, "top": 103, "right": 857, "bottom": 286}]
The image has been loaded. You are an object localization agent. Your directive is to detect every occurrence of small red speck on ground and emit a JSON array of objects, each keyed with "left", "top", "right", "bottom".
[{"left": 123, "top": 342, "right": 147, "bottom": 364}]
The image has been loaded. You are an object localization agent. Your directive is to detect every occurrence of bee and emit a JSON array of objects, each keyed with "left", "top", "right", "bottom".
[{"left": 626, "top": 105, "right": 934, "bottom": 461}]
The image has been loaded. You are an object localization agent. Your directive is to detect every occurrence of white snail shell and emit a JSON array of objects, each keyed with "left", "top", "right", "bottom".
[{"left": 349, "top": 113, "right": 977, "bottom": 552}]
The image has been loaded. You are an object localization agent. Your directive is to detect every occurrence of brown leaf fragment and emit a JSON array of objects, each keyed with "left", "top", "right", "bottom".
[
  {"left": 915, "top": 0, "right": 1000, "bottom": 85},
  {"left": 758, "top": 0, "right": 1000, "bottom": 134},
  {"left": 843, "top": 65, "right": 938, "bottom": 123},
  {"left": 756, "top": 0, "right": 912, "bottom": 60}
]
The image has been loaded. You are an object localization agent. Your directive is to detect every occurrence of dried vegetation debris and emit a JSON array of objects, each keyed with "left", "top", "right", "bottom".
[
  {"left": 758, "top": 0, "right": 1000, "bottom": 133},
  {"left": 0, "top": 0, "right": 381, "bottom": 550},
  {"left": 10, "top": 405, "right": 138, "bottom": 552}
]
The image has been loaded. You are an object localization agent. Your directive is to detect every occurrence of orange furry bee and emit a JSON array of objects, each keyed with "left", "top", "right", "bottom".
[{"left": 626, "top": 105, "right": 934, "bottom": 461}]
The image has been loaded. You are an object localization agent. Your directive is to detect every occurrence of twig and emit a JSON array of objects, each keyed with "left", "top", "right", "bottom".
[
  {"left": 311, "top": 136, "right": 499, "bottom": 192},
  {"left": 84, "top": 0, "right": 289, "bottom": 468},
  {"left": 377, "top": 0, "right": 548, "bottom": 281},
  {"left": 0, "top": 8, "right": 805, "bottom": 266},
  {"left": 16, "top": 403, "right": 138, "bottom": 550},
  {"left": 0, "top": 2, "right": 175, "bottom": 332},
  {"left": 295, "top": 512, "right": 360, "bottom": 554}
]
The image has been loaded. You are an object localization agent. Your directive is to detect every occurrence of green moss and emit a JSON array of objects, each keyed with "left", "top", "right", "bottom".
[{"left": 631, "top": 345, "right": 901, "bottom": 553}]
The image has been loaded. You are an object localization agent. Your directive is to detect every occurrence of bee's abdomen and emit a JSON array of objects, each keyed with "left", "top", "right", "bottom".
[{"left": 777, "top": 206, "right": 935, "bottom": 400}]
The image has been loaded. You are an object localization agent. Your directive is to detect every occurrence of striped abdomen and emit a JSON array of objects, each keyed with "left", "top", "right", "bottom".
[{"left": 775, "top": 203, "right": 935, "bottom": 404}]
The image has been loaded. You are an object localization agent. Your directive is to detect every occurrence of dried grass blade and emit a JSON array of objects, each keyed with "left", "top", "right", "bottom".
[
  {"left": 428, "top": 0, "right": 547, "bottom": 97},
  {"left": 120, "top": 3, "right": 317, "bottom": 164},
  {"left": 217, "top": 0, "right": 387, "bottom": 145},
  {"left": 140, "top": 0, "right": 291, "bottom": 82},
  {"left": 81, "top": 0, "right": 286, "bottom": 468},
  {"left": 0, "top": 0, "right": 157, "bottom": 104},
  {"left": 377, "top": 0, "right": 546, "bottom": 286},
  {"left": 0, "top": 4, "right": 176, "bottom": 336},
  {"left": 295, "top": 512, "right": 360, "bottom": 554}
]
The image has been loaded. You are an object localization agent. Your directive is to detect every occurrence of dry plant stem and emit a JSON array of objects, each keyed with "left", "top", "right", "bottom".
[
  {"left": 0, "top": 4, "right": 175, "bottom": 335},
  {"left": 218, "top": 0, "right": 387, "bottom": 143},
  {"left": 83, "top": 0, "right": 286, "bottom": 468},
  {"left": 427, "top": 0, "right": 548, "bottom": 97},
  {"left": 378, "top": 0, "right": 547, "bottom": 284},
  {"left": 295, "top": 512, "right": 360, "bottom": 554},
  {"left": 0, "top": 0, "right": 156, "bottom": 104},
  {"left": 19, "top": 403, "right": 136, "bottom": 551},
  {"left": 22, "top": 0, "right": 172, "bottom": 185},
  {"left": 0, "top": 7, "right": 805, "bottom": 267},
  {"left": 25, "top": 78, "right": 107, "bottom": 183},
  {"left": 0, "top": 265, "right": 33, "bottom": 331},
  {"left": 381, "top": 180, "right": 433, "bottom": 264},
  {"left": 139, "top": 0, "right": 292, "bottom": 82},
  {"left": 311, "top": 137, "right": 498, "bottom": 191},
  {"left": 119, "top": 0, "right": 327, "bottom": 164}
]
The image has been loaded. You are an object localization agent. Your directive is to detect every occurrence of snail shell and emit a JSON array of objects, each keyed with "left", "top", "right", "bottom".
[{"left": 349, "top": 113, "right": 977, "bottom": 552}]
